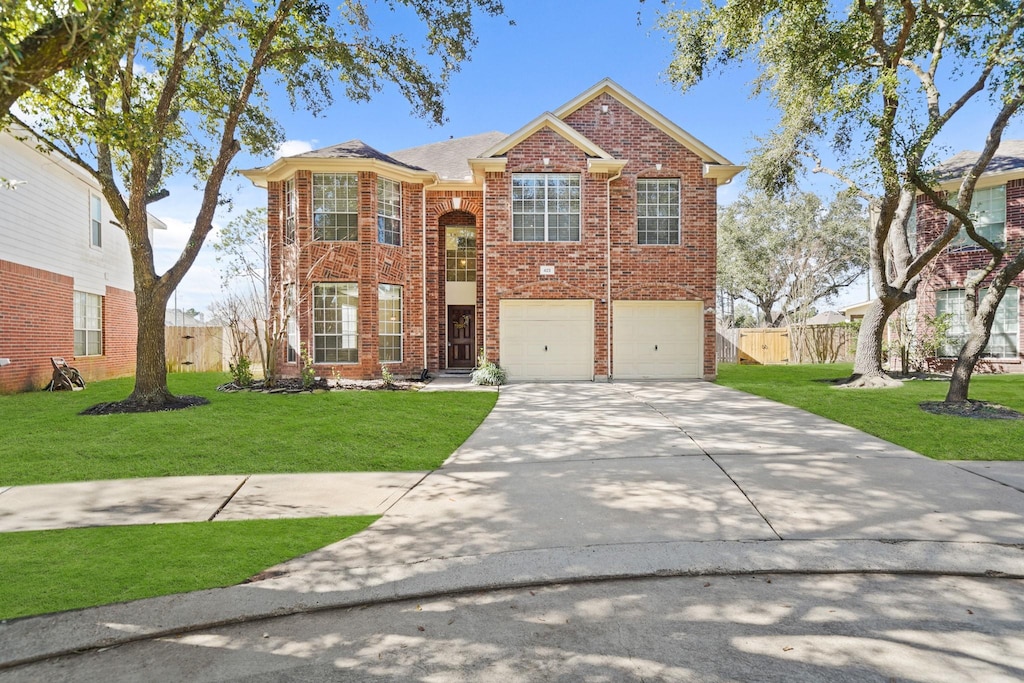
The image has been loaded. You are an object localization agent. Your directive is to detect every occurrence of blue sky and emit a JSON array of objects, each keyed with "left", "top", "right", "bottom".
[{"left": 155, "top": 0, "right": 1024, "bottom": 315}]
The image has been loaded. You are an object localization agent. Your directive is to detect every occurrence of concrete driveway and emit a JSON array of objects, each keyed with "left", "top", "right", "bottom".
[{"left": 4, "top": 380, "right": 1024, "bottom": 680}]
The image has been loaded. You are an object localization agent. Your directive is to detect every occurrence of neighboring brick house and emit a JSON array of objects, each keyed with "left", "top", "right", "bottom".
[
  {"left": 913, "top": 141, "right": 1024, "bottom": 372},
  {"left": 0, "top": 124, "right": 162, "bottom": 392},
  {"left": 243, "top": 79, "right": 742, "bottom": 381}
]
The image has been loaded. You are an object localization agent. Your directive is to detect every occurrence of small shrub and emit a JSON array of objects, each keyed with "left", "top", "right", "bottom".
[
  {"left": 380, "top": 364, "right": 395, "bottom": 388},
  {"left": 299, "top": 344, "right": 315, "bottom": 390},
  {"left": 229, "top": 356, "right": 254, "bottom": 387},
  {"left": 471, "top": 350, "right": 507, "bottom": 386}
]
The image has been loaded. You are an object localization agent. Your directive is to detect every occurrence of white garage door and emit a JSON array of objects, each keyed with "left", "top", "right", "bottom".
[
  {"left": 500, "top": 299, "right": 594, "bottom": 380},
  {"left": 613, "top": 301, "right": 703, "bottom": 379}
]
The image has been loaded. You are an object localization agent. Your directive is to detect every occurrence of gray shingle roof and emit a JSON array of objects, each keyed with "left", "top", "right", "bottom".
[
  {"left": 389, "top": 131, "right": 508, "bottom": 180},
  {"left": 293, "top": 139, "right": 427, "bottom": 171},
  {"left": 935, "top": 140, "right": 1024, "bottom": 180}
]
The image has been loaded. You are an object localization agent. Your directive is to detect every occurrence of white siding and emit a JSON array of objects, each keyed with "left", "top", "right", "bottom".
[{"left": 0, "top": 128, "right": 135, "bottom": 292}]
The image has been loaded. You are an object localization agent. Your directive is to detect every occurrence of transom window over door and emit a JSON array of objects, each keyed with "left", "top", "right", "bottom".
[
  {"left": 313, "top": 283, "right": 358, "bottom": 363},
  {"left": 637, "top": 178, "right": 680, "bottom": 245},
  {"left": 446, "top": 226, "right": 476, "bottom": 281},
  {"left": 313, "top": 173, "right": 358, "bottom": 241},
  {"left": 512, "top": 173, "right": 580, "bottom": 242},
  {"left": 377, "top": 177, "right": 402, "bottom": 246}
]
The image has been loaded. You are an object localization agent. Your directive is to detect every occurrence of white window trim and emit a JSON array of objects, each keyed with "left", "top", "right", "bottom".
[
  {"left": 74, "top": 291, "right": 103, "bottom": 356},
  {"left": 949, "top": 185, "right": 1006, "bottom": 250},
  {"left": 283, "top": 179, "right": 296, "bottom": 245},
  {"left": 936, "top": 286, "right": 1019, "bottom": 359},
  {"left": 89, "top": 194, "right": 103, "bottom": 248},
  {"left": 312, "top": 173, "right": 358, "bottom": 242},
  {"left": 312, "top": 282, "right": 359, "bottom": 364},
  {"left": 377, "top": 177, "right": 402, "bottom": 246},
  {"left": 636, "top": 178, "right": 681, "bottom": 245},
  {"left": 511, "top": 173, "right": 582, "bottom": 242},
  {"left": 378, "top": 284, "right": 403, "bottom": 363}
]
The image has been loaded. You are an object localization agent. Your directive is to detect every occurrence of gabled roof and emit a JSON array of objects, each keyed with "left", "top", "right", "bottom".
[
  {"left": 468, "top": 78, "right": 742, "bottom": 185},
  {"left": 934, "top": 140, "right": 1024, "bottom": 190},
  {"left": 389, "top": 131, "right": 507, "bottom": 181},
  {"left": 554, "top": 78, "right": 738, "bottom": 170}
]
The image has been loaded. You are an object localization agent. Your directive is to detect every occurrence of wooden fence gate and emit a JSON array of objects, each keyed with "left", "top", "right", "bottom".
[
  {"left": 737, "top": 328, "right": 791, "bottom": 365},
  {"left": 165, "top": 326, "right": 231, "bottom": 372}
]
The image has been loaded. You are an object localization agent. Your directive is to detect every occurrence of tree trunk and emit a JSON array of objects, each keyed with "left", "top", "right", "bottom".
[
  {"left": 841, "top": 295, "right": 904, "bottom": 388},
  {"left": 945, "top": 297, "right": 998, "bottom": 403},
  {"left": 127, "top": 285, "right": 176, "bottom": 407}
]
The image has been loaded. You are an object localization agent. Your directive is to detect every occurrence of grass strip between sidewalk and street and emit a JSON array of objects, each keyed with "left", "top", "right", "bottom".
[
  {"left": 0, "top": 516, "right": 378, "bottom": 621},
  {"left": 0, "top": 372, "right": 497, "bottom": 486},
  {"left": 715, "top": 363, "right": 1024, "bottom": 461}
]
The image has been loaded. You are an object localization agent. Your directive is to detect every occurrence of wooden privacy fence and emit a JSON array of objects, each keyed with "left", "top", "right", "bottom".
[
  {"left": 717, "top": 326, "right": 856, "bottom": 365},
  {"left": 165, "top": 326, "right": 233, "bottom": 372}
]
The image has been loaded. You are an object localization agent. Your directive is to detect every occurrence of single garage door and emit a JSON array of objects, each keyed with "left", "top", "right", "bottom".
[
  {"left": 500, "top": 299, "right": 594, "bottom": 380},
  {"left": 613, "top": 301, "right": 702, "bottom": 379}
]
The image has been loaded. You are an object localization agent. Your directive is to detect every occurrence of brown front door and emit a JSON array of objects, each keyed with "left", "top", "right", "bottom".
[{"left": 447, "top": 305, "right": 475, "bottom": 368}]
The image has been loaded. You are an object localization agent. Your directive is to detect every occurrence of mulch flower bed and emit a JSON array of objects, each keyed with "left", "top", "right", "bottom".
[
  {"left": 919, "top": 399, "right": 1024, "bottom": 420},
  {"left": 216, "top": 377, "right": 425, "bottom": 393}
]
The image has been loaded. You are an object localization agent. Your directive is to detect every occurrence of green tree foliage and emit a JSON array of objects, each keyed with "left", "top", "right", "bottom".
[
  {"left": 718, "top": 190, "right": 867, "bottom": 327},
  {"left": 15, "top": 0, "right": 505, "bottom": 409},
  {"left": 660, "top": 1, "right": 1024, "bottom": 390},
  {"left": 0, "top": 0, "right": 129, "bottom": 117}
]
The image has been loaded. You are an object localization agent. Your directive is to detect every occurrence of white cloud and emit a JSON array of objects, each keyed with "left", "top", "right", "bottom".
[{"left": 275, "top": 139, "right": 315, "bottom": 158}]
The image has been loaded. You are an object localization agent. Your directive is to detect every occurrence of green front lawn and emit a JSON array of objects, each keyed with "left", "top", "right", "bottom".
[
  {"left": 0, "top": 372, "right": 498, "bottom": 485},
  {"left": 0, "top": 516, "right": 377, "bottom": 620},
  {"left": 716, "top": 363, "right": 1024, "bottom": 460}
]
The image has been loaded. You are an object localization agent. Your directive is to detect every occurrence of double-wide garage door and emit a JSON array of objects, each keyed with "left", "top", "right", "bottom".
[
  {"left": 499, "top": 299, "right": 703, "bottom": 380},
  {"left": 613, "top": 301, "right": 703, "bottom": 379},
  {"left": 500, "top": 300, "right": 594, "bottom": 380}
]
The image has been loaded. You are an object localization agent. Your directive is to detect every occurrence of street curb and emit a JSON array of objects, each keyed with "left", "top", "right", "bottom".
[{"left": 3, "top": 538, "right": 1023, "bottom": 670}]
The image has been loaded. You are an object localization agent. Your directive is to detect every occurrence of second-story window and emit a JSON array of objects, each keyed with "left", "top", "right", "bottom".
[
  {"left": 283, "top": 178, "right": 296, "bottom": 244},
  {"left": 313, "top": 173, "right": 358, "bottom": 241},
  {"left": 951, "top": 184, "right": 1005, "bottom": 249},
  {"left": 377, "top": 177, "right": 402, "bottom": 246},
  {"left": 637, "top": 178, "right": 680, "bottom": 245},
  {"left": 89, "top": 194, "right": 103, "bottom": 247},
  {"left": 512, "top": 173, "right": 580, "bottom": 242}
]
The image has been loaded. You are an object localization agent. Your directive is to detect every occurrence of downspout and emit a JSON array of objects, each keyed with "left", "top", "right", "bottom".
[
  {"left": 421, "top": 184, "right": 428, "bottom": 374},
  {"left": 606, "top": 168, "right": 622, "bottom": 382},
  {"left": 482, "top": 176, "right": 488, "bottom": 364}
]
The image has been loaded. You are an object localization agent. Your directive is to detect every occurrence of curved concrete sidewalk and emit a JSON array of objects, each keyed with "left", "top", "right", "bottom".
[{"left": 3, "top": 380, "right": 1024, "bottom": 670}]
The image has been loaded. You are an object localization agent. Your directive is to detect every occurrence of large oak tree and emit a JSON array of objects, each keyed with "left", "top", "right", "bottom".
[
  {"left": 660, "top": 0, "right": 1024, "bottom": 397},
  {"left": 17, "top": 0, "right": 505, "bottom": 410}
]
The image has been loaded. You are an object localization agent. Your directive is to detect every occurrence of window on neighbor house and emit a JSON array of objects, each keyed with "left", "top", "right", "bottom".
[
  {"left": 74, "top": 291, "right": 102, "bottom": 356},
  {"left": 378, "top": 284, "right": 403, "bottom": 363},
  {"left": 445, "top": 226, "right": 477, "bottom": 282},
  {"left": 285, "top": 283, "right": 298, "bottom": 363},
  {"left": 89, "top": 194, "right": 102, "bottom": 247},
  {"left": 377, "top": 177, "right": 402, "bottom": 246},
  {"left": 949, "top": 185, "right": 1005, "bottom": 249},
  {"left": 935, "top": 287, "right": 1018, "bottom": 358},
  {"left": 283, "top": 178, "right": 296, "bottom": 244},
  {"left": 312, "top": 173, "right": 358, "bottom": 241},
  {"left": 313, "top": 283, "right": 358, "bottom": 363},
  {"left": 512, "top": 173, "right": 580, "bottom": 242},
  {"left": 637, "top": 178, "right": 680, "bottom": 245}
]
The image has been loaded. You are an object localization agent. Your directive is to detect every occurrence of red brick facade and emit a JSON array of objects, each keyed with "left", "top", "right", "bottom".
[
  {"left": 914, "top": 178, "right": 1024, "bottom": 372},
  {"left": 0, "top": 259, "right": 137, "bottom": 392},
  {"left": 251, "top": 81, "right": 737, "bottom": 381}
]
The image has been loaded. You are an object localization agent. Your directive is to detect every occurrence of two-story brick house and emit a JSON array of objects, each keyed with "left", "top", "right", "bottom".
[
  {"left": 242, "top": 79, "right": 742, "bottom": 381},
  {"left": 0, "top": 124, "right": 162, "bottom": 393},
  {"left": 913, "top": 141, "right": 1024, "bottom": 372}
]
